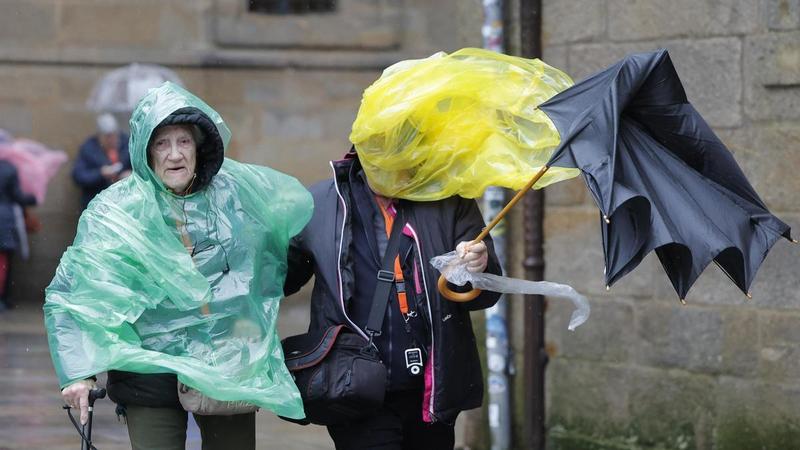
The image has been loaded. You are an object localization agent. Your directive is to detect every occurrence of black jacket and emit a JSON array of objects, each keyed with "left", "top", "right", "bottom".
[
  {"left": 71, "top": 133, "right": 131, "bottom": 209},
  {"left": 284, "top": 156, "right": 501, "bottom": 424},
  {"left": 0, "top": 161, "right": 35, "bottom": 251}
]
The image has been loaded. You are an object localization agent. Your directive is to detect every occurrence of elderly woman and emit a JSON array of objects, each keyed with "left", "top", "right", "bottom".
[{"left": 45, "top": 83, "right": 311, "bottom": 449}]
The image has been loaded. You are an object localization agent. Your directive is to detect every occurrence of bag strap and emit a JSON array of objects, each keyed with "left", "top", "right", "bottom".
[
  {"left": 375, "top": 198, "right": 410, "bottom": 316},
  {"left": 364, "top": 212, "right": 405, "bottom": 341}
]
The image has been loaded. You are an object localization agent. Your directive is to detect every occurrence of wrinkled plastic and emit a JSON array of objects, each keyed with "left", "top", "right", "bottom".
[
  {"left": 431, "top": 251, "right": 590, "bottom": 331},
  {"left": 349, "top": 48, "right": 580, "bottom": 201},
  {"left": 0, "top": 132, "right": 68, "bottom": 204},
  {"left": 44, "top": 83, "right": 312, "bottom": 420}
]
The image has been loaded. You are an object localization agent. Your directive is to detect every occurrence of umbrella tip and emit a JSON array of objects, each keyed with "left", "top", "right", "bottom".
[
  {"left": 792, "top": 239, "right": 798, "bottom": 244},
  {"left": 679, "top": 298, "right": 686, "bottom": 305},
  {"left": 606, "top": 285, "right": 610, "bottom": 291},
  {"left": 746, "top": 292, "right": 752, "bottom": 300},
  {"left": 603, "top": 215, "right": 610, "bottom": 224}
]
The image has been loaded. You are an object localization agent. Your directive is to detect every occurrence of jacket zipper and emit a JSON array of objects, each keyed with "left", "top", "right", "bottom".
[
  {"left": 406, "top": 223, "right": 436, "bottom": 421},
  {"left": 330, "top": 161, "right": 368, "bottom": 340}
]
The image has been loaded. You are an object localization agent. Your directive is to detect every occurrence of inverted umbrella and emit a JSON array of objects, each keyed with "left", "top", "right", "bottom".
[
  {"left": 86, "top": 63, "right": 184, "bottom": 113},
  {"left": 538, "top": 49, "right": 793, "bottom": 301}
]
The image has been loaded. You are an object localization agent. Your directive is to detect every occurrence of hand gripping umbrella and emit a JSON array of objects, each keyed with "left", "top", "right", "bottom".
[{"left": 439, "top": 49, "right": 794, "bottom": 302}]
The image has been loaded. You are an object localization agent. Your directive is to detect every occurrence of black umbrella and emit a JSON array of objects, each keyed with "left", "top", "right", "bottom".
[{"left": 537, "top": 49, "right": 794, "bottom": 301}]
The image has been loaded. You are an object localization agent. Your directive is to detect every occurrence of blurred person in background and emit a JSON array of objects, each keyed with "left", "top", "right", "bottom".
[
  {"left": 72, "top": 113, "right": 131, "bottom": 209},
  {"left": 0, "top": 159, "right": 36, "bottom": 311}
]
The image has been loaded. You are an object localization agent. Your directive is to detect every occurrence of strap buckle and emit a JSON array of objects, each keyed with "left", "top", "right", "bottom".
[
  {"left": 365, "top": 328, "right": 382, "bottom": 347},
  {"left": 377, "top": 270, "right": 395, "bottom": 282}
]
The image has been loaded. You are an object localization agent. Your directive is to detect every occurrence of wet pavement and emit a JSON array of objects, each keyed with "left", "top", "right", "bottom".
[{"left": 0, "top": 300, "right": 334, "bottom": 450}]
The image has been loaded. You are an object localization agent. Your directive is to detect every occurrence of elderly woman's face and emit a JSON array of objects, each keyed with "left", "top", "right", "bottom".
[{"left": 150, "top": 125, "right": 197, "bottom": 193}]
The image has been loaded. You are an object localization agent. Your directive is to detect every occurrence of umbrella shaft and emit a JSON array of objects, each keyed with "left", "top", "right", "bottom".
[{"left": 474, "top": 166, "right": 550, "bottom": 243}]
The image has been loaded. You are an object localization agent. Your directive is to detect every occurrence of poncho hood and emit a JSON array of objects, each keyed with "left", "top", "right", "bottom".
[
  {"left": 44, "top": 82, "right": 313, "bottom": 419},
  {"left": 131, "top": 82, "right": 226, "bottom": 193}
]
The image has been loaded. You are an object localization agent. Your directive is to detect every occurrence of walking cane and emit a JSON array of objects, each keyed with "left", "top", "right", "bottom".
[
  {"left": 438, "top": 165, "right": 551, "bottom": 302},
  {"left": 64, "top": 387, "right": 106, "bottom": 450}
]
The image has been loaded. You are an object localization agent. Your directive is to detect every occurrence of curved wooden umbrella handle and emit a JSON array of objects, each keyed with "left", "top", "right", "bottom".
[
  {"left": 436, "top": 165, "right": 551, "bottom": 303},
  {"left": 438, "top": 274, "right": 482, "bottom": 302}
]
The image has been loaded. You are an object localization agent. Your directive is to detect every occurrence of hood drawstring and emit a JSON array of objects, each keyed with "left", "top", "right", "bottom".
[{"left": 173, "top": 173, "right": 197, "bottom": 197}]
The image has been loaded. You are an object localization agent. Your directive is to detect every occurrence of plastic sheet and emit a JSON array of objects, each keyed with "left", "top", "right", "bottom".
[
  {"left": 350, "top": 48, "right": 580, "bottom": 201},
  {"left": 44, "top": 83, "right": 312, "bottom": 420},
  {"left": 431, "top": 251, "right": 590, "bottom": 331}
]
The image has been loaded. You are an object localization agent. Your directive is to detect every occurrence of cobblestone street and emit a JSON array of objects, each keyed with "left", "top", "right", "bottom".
[{"left": 0, "top": 301, "right": 334, "bottom": 450}]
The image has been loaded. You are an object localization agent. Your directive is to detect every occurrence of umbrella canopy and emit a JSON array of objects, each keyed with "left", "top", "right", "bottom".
[
  {"left": 86, "top": 63, "right": 184, "bottom": 113},
  {"left": 0, "top": 131, "right": 67, "bottom": 204},
  {"left": 540, "top": 49, "right": 793, "bottom": 300}
]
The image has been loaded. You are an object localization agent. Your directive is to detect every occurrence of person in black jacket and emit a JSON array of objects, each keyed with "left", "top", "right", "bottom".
[
  {"left": 72, "top": 113, "right": 132, "bottom": 210},
  {"left": 0, "top": 160, "right": 36, "bottom": 310},
  {"left": 284, "top": 150, "right": 501, "bottom": 450}
]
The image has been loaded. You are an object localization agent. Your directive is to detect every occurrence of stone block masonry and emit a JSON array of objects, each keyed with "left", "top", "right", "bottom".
[{"left": 538, "top": 0, "right": 800, "bottom": 448}]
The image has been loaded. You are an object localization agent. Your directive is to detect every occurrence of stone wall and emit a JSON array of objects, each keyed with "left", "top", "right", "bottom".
[
  {"left": 0, "top": 0, "right": 483, "bottom": 304},
  {"left": 536, "top": 1, "right": 800, "bottom": 448}
]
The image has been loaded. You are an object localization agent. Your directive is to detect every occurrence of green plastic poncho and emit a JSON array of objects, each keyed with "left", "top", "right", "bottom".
[
  {"left": 44, "top": 82, "right": 312, "bottom": 419},
  {"left": 350, "top": 47, "right": 580, "bottom": 201}
]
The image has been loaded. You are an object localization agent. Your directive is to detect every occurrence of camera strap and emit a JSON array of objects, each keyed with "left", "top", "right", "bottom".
[{"left": 364, "top": 213, "right": 406, "bottom": 342}]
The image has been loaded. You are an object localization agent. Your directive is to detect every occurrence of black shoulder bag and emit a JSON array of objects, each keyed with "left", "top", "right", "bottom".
[{"left": 281, "top": 218, "right": 405, "bottom": 426}]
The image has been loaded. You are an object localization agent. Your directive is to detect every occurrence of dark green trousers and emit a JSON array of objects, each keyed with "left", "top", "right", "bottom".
[{"left": 125, "top": 405, "right": 255, "bottom": 450}]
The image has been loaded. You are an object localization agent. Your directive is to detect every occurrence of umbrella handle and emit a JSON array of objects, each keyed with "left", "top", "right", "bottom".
[
  {"left": 438, "top": 166, "right": 551, "bottom": 302},
  {"left": 437, "top": 274, "right": 483, "bottom": 302}
]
